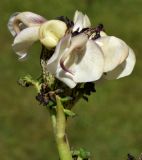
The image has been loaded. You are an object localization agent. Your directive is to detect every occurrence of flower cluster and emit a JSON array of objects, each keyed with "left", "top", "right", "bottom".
[{"left": 8, "top": 10, "right": 136, "bottom": 88}]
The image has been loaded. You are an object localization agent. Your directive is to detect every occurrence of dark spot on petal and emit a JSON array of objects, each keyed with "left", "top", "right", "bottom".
[
  {"left": 72, "top": 28, "right": 89, "bottom": 37},
  {"left": 92, "top": 23, "right": 105, "bottom": 40}
]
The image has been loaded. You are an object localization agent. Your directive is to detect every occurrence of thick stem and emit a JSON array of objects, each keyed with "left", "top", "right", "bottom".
[{"left": 50, "top": 96, "right": 72, "bottom": 160}]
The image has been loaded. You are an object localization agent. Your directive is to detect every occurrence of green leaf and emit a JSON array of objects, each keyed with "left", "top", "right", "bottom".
[
  {"left": 47, "top": 100, "right": 55, "bottom": 108},
  {"left": 18, "top": 75, "right": 41, "bottom": 92},
  {"left": 64, "top": 109, "right": 76, "bottom": 117},
  {"left": 71, "top": 148, "right": 91, "bottom": 159},
  {"left": 79, "top": 148, "right": 91, "bottom": 159},
  {"left": 61, "top": 96, "right": 73, "bottom": 102}
]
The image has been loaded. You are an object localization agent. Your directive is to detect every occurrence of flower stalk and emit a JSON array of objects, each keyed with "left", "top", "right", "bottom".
[{"left": 50, "top": 96, "right": 72, "bottom": 160}]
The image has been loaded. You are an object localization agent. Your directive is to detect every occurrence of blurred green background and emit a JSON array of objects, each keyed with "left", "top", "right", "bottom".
[{"left": 0, "top": 0, "right": 142, "bottom": 159}]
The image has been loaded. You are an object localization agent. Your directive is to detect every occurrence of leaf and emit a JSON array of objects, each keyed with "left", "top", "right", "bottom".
[
  {"left": 79, "top": 148, "right": 91, "bottom": 159},
  {"left": 61, "top": 96, "right": 73, "bottom": 102},
  {"left": 64, "top": 109, "right": 76, "bottom": 117}
]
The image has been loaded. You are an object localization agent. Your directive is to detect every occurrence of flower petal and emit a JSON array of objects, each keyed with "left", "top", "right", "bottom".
[
  {"left": 83, "top": 14, "right": 91, "bottom": 28},
  {"left": 56, "top": 69, "right": 77, "bottom": 88},
  {"left": 48, "top": 33, "right": 104, "bottom": 88},
  {"left": 68, "top": 39, "right": 104, "bottom": 82},
  {"left": 47, "top": 33, "right": 89, "bottom": 88},
  {"left": 73, "top": 10, "right": 91, "bottom": 32},
  {"left": 8, "top": 12, "right": 20, "bottom": 36},
  {"left": 47, "top": 34, "right": 71, "bottom": 73},
  {"left": 103, "top": 47, "right": 136, "bottom": 80},
  {"left": 47, "top": 34, "right": 76, "bottom": 88},
  {"left": 95, "top": 36, "right": 129, "bottom": 72},
  {"left": 8, "top": 12, "right": 46, "bottom": 36},
  {"left": 59, "top": 33, "right": 88, "bottom": 73},
  {"left": 12, "top": 26, "right": 40, "bottom": 59},
  {"left": 39, "top": 20, "right": 67, "bottom": 49}
]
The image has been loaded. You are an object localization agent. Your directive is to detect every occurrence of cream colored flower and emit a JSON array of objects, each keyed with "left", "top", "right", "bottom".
[
  {"left": 8, "top": 10, "right": 136, "bottom": 88},
  {"left": 46, "top": 11, "right": 136, "bottom": 88},
  {"left": 8, "top": 12, "right": 67, "bottom": 59},
  {"left": 8, "top": 12, "right": 46, "bottom": 36},
  {"left": 8, "top": 12, "right": 47, "bottom": 59},
  {"left": 46, "top": 33, "right": 105, "bottom": 88},
  {"left": 94, "top": 34, "right": 136, "bottom": 80},
  {"left": 39, "top": 20, "right": 67, "bottom": 49}
]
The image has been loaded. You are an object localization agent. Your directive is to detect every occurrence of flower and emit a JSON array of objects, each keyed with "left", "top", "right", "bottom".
[
  {"left": 8, "top": 12, "right": 67, "bottom": 59},
  {"left": 8, "top": 12, "right": 47, "bottom": 36},
  {"left": 8, "top": 12, "right": 47, "bottom": 59},
  {"left": 72, "top": 10, "right": 91, "bottom": 32},
  {"left": 46, "top": 11, "right": 136, "bottom": 88},
  {"left": 8, "top": 11, "right": 136, "bottom": 89},
  {"left": 46, "top": 33, "right": 105, "bottom": 88}
]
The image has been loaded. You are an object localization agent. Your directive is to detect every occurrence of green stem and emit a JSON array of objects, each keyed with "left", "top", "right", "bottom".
[
  {"left": 50, "top": 96, "right": 72, "bottom": 160},
  {"left": 50, "top": 109, "right": 56, "bottom": 135}
]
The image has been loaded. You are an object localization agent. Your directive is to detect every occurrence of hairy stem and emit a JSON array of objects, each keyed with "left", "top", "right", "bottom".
[{"left": 50, "top": 96, "right": 72, "bottom": 160}]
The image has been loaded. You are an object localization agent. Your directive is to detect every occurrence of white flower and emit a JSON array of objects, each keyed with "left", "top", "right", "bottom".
[
  {"left": 46, "top": 11, "right": 136, "bottom": 88},
  {"left": 8, "top": 12, "right": 47, "bottom": 36},
  {"left": 47, "top": 33, "right": 105, "bottom": 88},
  {"left": 8, "top": 10, "right": 136, "bottom": 88},
  {"left": 94, "top": 34, "right": 136, "bottom": 80},
  {"left": 72, "top": 10, "right": 91, "bottom": 32},
  {"left": 8, "top": 12, "right": 47, "bottom": 59},
  {"left": 8, "top": 12, "right": 67, "bottom": 59},
  {"left": 102, "top": 47, "right": 136, "bottom": 80}
]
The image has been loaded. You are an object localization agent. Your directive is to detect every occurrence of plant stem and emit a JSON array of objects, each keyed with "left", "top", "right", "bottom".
[{"left": 50, "top": 96, "right": 72, "bottom": 160}]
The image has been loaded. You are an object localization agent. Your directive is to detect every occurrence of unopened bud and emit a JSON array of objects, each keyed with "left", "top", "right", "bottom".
[{"left": 39, "top": 20, "right": 67, "bottom": 49}]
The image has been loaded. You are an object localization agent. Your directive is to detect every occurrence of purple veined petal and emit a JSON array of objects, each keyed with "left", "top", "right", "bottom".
[
  {"left": 12, "top": 26, "right": 40, "bottom": 59},
  {"left": 47, "top": 34, "right": 71, "bottom": 74},
  {"left": 46, "top": 34, "right": 77, "bottom": 88},
  {"left": 60, "top": 59, "right": 73, "bottom": 75},
  {"left": 8, "top": 12, "right": 20, "bottom": 36},
  {"left": 47, "top": 33, "right": 89, "bottom": 88},
  {"left": 59, "top": 33, "right": 88, "bottom": 74},
  {"left": 52, "top": 48, "right": 77, "bottom": 88},
  {"left": 8, "top": 12, "right": 46, "bottom": 36},
  {"left": 103, "top": 47, "right": 136, "bottom": 80},
  {"left": 67, "top": 39, "right": 104, "bottom": 83},
  {"left": 73, "top": 10, "right": 91, "bottom": 32},
  {"left": 47, "top": 33, "right": 88, "bottom": 74},
  {"left": 56, "top": 68, "right": 77, "bottom": 88},
  {"left": 95, "top": 36, "right": 129, "bottom": 72}
]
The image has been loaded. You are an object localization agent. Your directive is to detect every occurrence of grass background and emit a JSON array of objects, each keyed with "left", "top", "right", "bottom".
[{"left": 0, "top": 0, "right": 142, "bottom": 159}]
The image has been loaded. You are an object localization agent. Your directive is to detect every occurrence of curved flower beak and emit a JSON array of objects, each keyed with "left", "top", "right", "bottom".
[
  {"left": 72, "top": 10, "right": 91, "bottom": 32},
  {"left": 39, "top": 20, "right": 67, "bottom": 49},
  {"left": 12, "top": 26, "right": 40, "bottom": 59},
  {"left": 47, "top": 33, "right": 104, "bottom": 88},
  {"left": 69, "top": 38, "right": 104, "bottom": 83},
  {"left": 8, "top": 12, "right": 46, "bottom": 36},
  {"left": 103, "top": 47, "right": 136, "bottom": 80},
  {"left": 47, "top": 34, "right": 77, "bottom": 88}
]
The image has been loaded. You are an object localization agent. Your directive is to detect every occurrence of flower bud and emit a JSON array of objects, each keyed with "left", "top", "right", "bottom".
[{"left": 39, "top": 20, "right": 67, "bottom": 49}]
